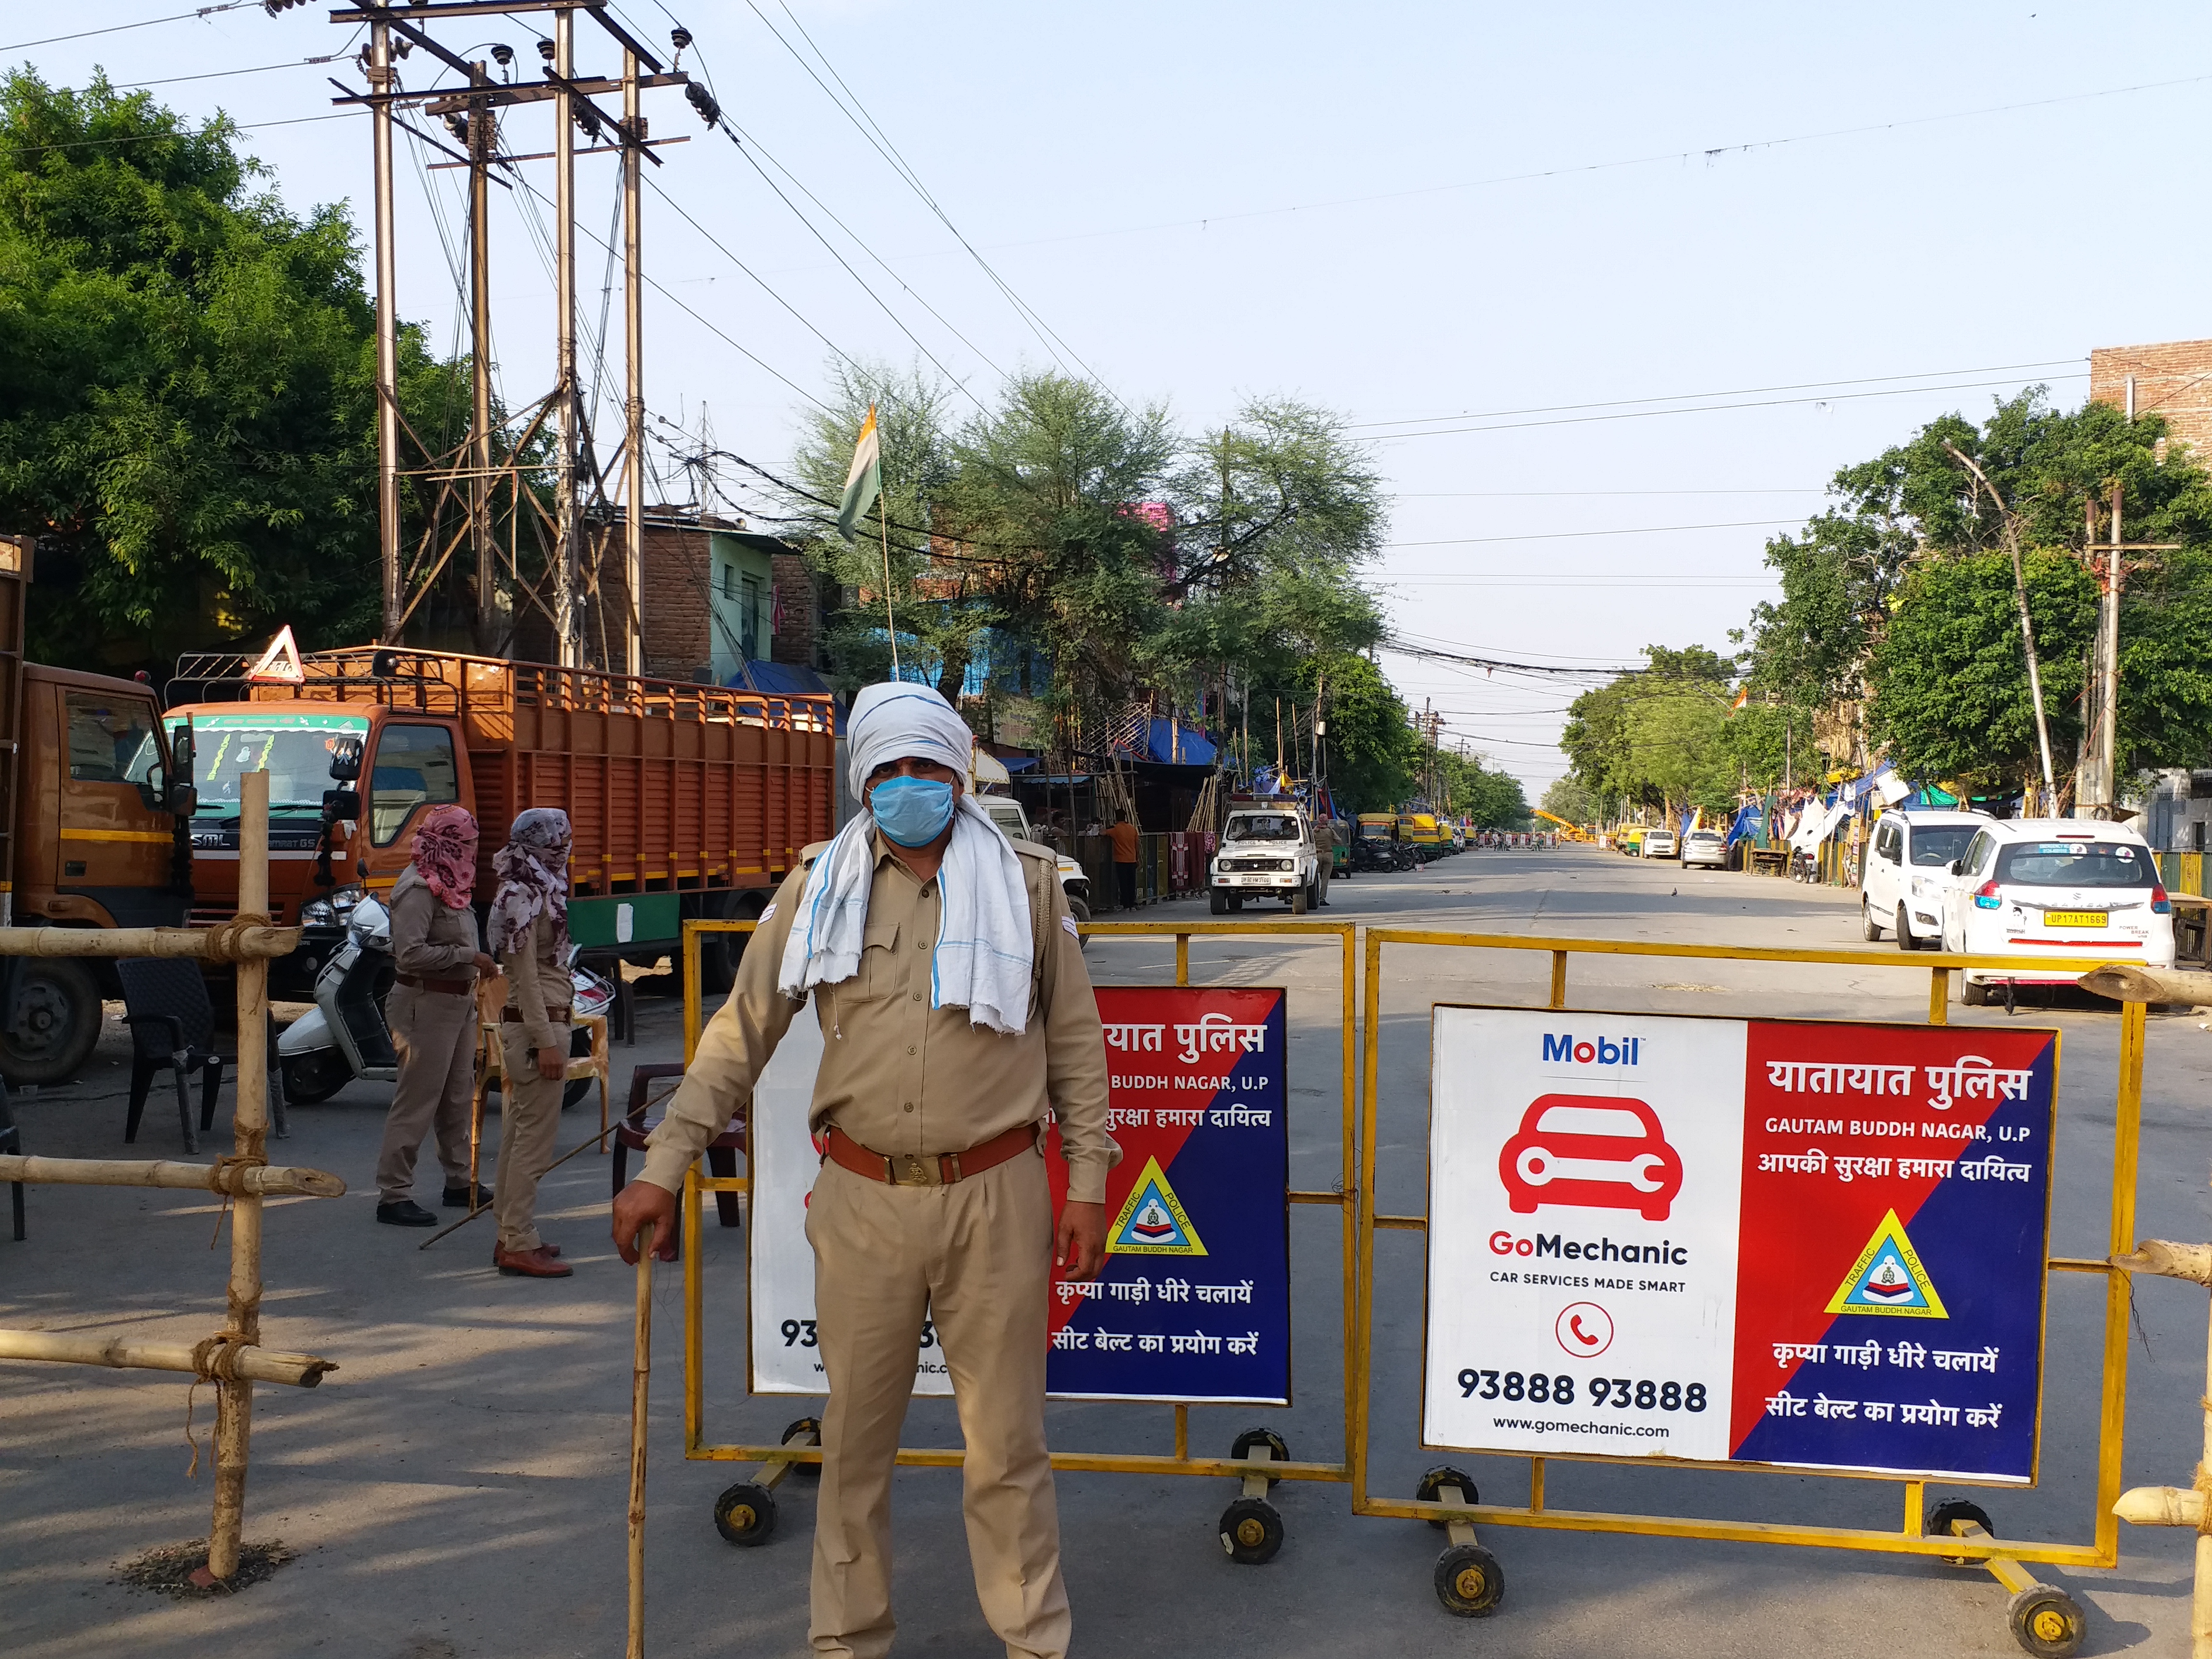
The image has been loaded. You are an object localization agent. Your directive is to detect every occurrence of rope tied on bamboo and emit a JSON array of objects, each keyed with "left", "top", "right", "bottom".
[
  {"left": 205, "top": 1153, "right": 266, "bottom": 1249},
  {"left": 183, "top": 1330, "right": 252, "bottom": 1478},
  {"left": 2195, "top": 1422, "right": 2212, "bottom": 1536},
  {"left": 201, "top": 912, "right": 275, "bottom": 964}
]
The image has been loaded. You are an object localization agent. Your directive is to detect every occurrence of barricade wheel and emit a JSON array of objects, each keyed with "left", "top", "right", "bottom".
[
  {"left": 782, "top": 1417, "right": 823, "bottom": 1480},
  {"left": 713, "top": 1481, "right": 777, "bottom": 1546},
  {"left": 1434, "top": 1542, "right": 1504, "bottom": 1617},
  {"left": 1416, "top": 1465, "right": 1479, "bottom": 1525},
  {"left": 2006, "top": 1585, "right": 2085, "bottom": 1659},
  {"left": 1926, "top": 1498, "right": 1993, "bottom": 1565},
  {"left": 1218, "top": 1496, "right": 1283, "bottom": 1565},
  {"left": 1229, "top": 1427, "right": 1289, "bottom": 1487}
]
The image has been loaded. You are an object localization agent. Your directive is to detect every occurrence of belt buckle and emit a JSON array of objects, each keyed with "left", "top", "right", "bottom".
[{"left": 891, "top": 1153, "right": 937, "bottom": 1187}]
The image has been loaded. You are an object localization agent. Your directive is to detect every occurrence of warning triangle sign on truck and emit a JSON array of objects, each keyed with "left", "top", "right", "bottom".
[
  {"left": 1825, "top": 1208, "right": 1948, "bottom": 1319},
  {"left": 247, "top": 625, "right": 304, "bottom": 684}
]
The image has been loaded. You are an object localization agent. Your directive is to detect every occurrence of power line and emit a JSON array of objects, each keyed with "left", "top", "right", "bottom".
[
  {"left": 1372, "top": 373, "right": 2090, "bottom": 443},
  {"left": 1, "top": 3, "right": 253, "bottom": 54},
  {"left": 1348, "top": 359, "right": 2085, "bottom": 433},
  {"left": 944, "top": 71, "right": 2212, "bottom": 255},
  {"left": 115, "top": 53, "right": 351, "bottom": 92},
  {"left": 3, "top": 110, "right": 351, "bottom": 156},
  {"left": 1386, "top": 517, "right": 1802, "bottom": 548}
]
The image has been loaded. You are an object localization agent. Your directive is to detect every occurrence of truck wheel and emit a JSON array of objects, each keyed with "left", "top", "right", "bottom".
[
  {"left": 1291, "top": 886, "right": 1308, "bottom": 916},
  {"left": 0, "top": 959, "right": 102, "bottom": 1086},
  {"left": 1209, "top": 888, "right": 1227, "bottom": 916},
  {"left": 1068, "top": 896, "right": 1091, "bottom": 926}
]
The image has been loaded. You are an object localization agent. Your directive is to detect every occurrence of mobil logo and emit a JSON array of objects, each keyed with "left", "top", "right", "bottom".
[{"left": 1541, "top": 1032, "right": 1643, "bottom": 1067}]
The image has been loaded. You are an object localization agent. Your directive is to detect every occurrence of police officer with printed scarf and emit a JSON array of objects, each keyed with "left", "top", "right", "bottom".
[{"left": 613, "top": 683, "right": 1117, "bottom": 1659}]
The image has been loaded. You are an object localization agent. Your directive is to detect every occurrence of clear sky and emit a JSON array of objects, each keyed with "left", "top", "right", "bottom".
[{"left": 17, "top": 2, "right": 2212, "bottom": 796}]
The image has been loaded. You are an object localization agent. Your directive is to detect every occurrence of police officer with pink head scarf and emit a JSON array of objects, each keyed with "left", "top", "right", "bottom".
[{"left": 374, "top": 804, "right": 496, "bottom": 1225}]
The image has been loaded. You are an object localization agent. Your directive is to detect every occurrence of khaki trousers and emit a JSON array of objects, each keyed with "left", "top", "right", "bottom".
[
  {"left": 805, "top": 1150, "right": 1068, "bottom": 1659},
  {"left": 374, "top": 983, "right": 476, "bottom": 1203},
  {"left": 493, "top": 1021, "right": 568, "bottom": 1251}
]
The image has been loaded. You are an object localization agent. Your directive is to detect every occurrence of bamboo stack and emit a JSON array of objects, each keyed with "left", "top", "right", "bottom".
[{"left": 0, "top": 771, "right": 339, "bottom": 1586}]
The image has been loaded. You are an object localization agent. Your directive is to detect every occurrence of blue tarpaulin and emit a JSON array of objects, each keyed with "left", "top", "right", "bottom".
[{"left": 728, "top": 660, "right": 845, "bottom": 731}]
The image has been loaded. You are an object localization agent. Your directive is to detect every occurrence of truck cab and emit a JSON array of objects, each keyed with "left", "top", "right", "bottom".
[
  {"left": 973, "top": 792, "right": 1093, "bottom": 922},
  {"left": 1208, "top": 802, "right": 1323, "bottom": 914}
]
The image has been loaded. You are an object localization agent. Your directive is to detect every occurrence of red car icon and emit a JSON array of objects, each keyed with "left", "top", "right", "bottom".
[{"left": 1499, "top": 1094, "right": 1683, "bottom": 1222}]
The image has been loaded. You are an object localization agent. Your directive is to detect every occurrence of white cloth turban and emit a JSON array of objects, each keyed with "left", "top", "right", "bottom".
[{"left": 846, "top": 682, "right": 973, "bottom": 799}]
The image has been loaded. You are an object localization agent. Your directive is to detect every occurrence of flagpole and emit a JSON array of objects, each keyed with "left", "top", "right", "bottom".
[{"left": 878, "top": 495, "right": 899, "bottom": 677}]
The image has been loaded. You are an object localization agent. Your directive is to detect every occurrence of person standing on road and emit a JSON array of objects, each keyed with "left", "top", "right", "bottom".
[
  {"left": 1109, "top": 809, "right": 1139, "bottom": 911},
  {"left": 487, "top": 807, "right": 575, "bottom": 1279},
  {"left": 613, "top": 681, "right": 1117, "bottom": 1659},
  {"left": 374, "top": 804, "right": 494, "bottom": 1226}
]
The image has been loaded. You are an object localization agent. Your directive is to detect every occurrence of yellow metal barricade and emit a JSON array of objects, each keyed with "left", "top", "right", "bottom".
[
  {"left": 672, "top": 916, "right": 1361, "bottom": 1554},
  {"left": 1355, "top": 929, "right": 2146, "bottom": 1653}
]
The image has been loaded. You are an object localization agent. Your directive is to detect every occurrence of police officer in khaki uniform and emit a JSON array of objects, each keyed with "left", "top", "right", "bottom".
[{"left": 614, "top": 683, "right": 1114, "bottom": 1659}]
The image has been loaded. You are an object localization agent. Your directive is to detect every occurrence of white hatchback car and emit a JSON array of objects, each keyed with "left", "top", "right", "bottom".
[
  {"left": 1861, "top": 809, "right": 1990, "bottom": 949},
  {"left": 1937, "top": 819, "right": 2174, "bottom": 1003},
  {"left": 1681, "top": 828, "right": 1729, "bottom": 869}
]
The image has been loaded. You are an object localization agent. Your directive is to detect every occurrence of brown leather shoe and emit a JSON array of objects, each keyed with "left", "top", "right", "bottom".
[{"left": 493, "top": 1243, "right": 573, "bottom": 1278}]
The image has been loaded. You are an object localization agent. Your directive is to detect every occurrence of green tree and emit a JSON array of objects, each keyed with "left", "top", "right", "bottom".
[
  {"left": 0, "top": 71, "right": 465, "bottom": 664},
  {"left": 1299, "top": 650, "right": 1414, "bottom": 811}
]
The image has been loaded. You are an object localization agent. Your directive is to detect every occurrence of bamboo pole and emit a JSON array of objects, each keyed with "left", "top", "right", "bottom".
[
  {"left": 0, "top": 923, "right": 297, "bottom": 961},
  {"left": 205, "top": 770, "right": 270, "bottom": 1585},
  {"left": 627, "top": 1232, "right": 652, "bottom": 1659},
  {"left": 2080, "top": 964, "right": 2212, "bottom": 1006},
  {"left": 0, "top": 1155, "right": 343, "bottom": 1197},
  {"left": 0, "top": 1330, "right": 333, "bottom": 1387},
  {"left": 2109, "top": 1239, "right": 2212, "bottom": 1658}
]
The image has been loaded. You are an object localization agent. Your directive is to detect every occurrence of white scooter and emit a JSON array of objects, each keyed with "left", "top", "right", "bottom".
[{"left": 277, "top": 894, "right": 615, "bottom": 1106}]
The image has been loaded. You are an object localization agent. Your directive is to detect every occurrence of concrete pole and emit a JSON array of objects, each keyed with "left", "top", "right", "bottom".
[
  {"left": 622, "top": 47, "right": 645, "bottom": 678},
  {"left": 469, "top": 67, "right": 498, "bottom": 649},
  {"left": 2099, "top": 482, "right": 2124, "bottom": 817},
  {"left": 553, "top": 9, "right": 580, "bottom": 668},
  {"left": 371, "top": 23, "right": 401, "bottom": 642}
]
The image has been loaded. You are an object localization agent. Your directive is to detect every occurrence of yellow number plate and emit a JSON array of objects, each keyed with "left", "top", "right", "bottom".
[{"left": 2042, "top": 910, "right": 2105, "bottom": 928}]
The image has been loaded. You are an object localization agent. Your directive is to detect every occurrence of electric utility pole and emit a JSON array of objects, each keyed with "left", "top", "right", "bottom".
[
  {"left": 322, "top": 1, "right": 687, "bottom": 665},
  {"left": 2077, "top": 478, "right": 2179, "bottom": 817}
]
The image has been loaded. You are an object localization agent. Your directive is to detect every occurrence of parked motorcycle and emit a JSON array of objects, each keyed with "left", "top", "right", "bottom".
[{"left": 277, "top": 894, "right": 615, "bottom": 1107}]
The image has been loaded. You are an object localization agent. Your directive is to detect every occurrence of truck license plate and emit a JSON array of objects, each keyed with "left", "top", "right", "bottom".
[{"left": 2042, "top": 910, "right": 2105, "bottom": 928}]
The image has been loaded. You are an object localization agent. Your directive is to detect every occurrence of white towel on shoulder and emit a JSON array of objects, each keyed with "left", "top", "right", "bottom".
[{"left": 778, "top": 797, "right": 1034, "bottom": 1036}]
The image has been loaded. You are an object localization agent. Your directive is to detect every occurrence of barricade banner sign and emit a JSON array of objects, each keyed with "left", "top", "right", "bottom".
[
  {"left": 749, "top": 985, "right": 1291, "bottom": 1404},
  {"left": 1422, "top": 1007, "right": 2054, "bottom": 1482},
  {"left": 1045, "top": 986, "right": 1291, "bottom": 1404}
]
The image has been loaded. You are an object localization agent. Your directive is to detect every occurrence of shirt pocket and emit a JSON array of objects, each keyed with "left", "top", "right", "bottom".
[{"left": 853, "top": 918, "right": 903, "bottom": 1002}]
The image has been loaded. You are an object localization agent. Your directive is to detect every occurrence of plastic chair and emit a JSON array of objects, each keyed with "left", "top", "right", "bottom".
[
  {"left": 611, "top": 1062, "right": 745, "bottom": 1238},
  {"left": 118, "top": 958, "right": 228, "bottom": 1154},
  {"left": 0, "top": 1082, "right": 23, "bottom": 1241}
]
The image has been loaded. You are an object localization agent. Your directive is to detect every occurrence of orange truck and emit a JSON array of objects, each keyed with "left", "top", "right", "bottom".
[
  {"left": 163, "top": 645, "right": 835, "bottom": 1000},
  {"left": 0, "top": 536, "right": 200, "bottom": 1083}
]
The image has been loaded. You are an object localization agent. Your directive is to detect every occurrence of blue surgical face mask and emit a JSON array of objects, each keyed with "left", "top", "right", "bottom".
[{"left": 871, "top": 776, "right": 957, "bottom": 847}]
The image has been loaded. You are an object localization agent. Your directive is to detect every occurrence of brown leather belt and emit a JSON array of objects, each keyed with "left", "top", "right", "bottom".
[
  {"left": 826, "top": 1123, "right": 1039, "bottom": 1188},
  {"left": 501, "top": 1005, "right": 572, "bottom": 1024},
  {"left": 397, "top": 973, "right": 472, "bottom": 995}
]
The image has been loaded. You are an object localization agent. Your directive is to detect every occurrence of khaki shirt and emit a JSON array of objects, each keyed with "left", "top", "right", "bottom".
[
  {"left": 389, "top": 866, "right": 481, "bottom": 981},
  {"left": 499, "top": 910, "right": 568, "bottom": 1055},
  {"left": 639, "top": 832, "right": 1118, "bottom": 1202}
]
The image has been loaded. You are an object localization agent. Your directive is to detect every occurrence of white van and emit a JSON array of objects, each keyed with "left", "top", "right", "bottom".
[{"left": 1861, "top": 809, "right": 1990, "bottom": 949}]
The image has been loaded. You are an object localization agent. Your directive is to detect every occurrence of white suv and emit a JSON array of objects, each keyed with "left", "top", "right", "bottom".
[
  {"left": 1937, "top": 819, "right": 2174, "bottom": 1003},
  {"left": 1861, "top": 809, "right": 1989, "bottom": 949},
  {"left": 1642, "top": 828, "right": 1678, "bottom": 860}
]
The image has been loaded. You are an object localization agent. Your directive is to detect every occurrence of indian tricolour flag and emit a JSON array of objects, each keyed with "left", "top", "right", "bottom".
[{"left": 835, "top": 404, "right": 882, "bottom": 542}]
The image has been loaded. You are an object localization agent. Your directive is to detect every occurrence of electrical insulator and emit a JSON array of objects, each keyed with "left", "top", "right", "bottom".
[
  {"left": 491, "top": 43, "right": 514, "bottom": 69},
  {"left": 444, "top": 112, "right": 468, "bottom": 144},
  {"left": 575, "top": 104, "right": 601, "bottom": 141},
  {"left": 685, "top": 81, "right": 720, "bottom": 126},
  {"left": 536, "top": 37, "right": 556, "bottom": 64},
  {"left": 669, "top": 26, "right": 691, "bottom": 67}
]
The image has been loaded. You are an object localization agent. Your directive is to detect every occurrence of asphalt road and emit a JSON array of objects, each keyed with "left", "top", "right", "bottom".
[{"left": 2, "top": 845, "right": 2204, "bottom": 1658}]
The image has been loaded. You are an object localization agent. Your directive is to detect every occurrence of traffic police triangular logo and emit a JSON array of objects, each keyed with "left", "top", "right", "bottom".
[
  {"left": 1106, "top": 1156, "right": 1208, "bottom": 1257},
  {"left": 1825, "top": 1208, "right": 1948, "bottom": 1319}
]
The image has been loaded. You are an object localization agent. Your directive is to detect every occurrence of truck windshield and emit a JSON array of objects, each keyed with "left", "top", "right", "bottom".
[
  {"left": 176, "top": 712, "right": 370, "bottom": 814},
  {"left": 1226, "top": 815, "right": 1299, "bottom": 842},
  {"left": 67, "top": 692, "right": 161, "bottom": 785}
]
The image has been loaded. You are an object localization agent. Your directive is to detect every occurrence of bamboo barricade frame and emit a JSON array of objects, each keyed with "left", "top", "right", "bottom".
[
  {"left": 666, "top": 916, "right": 1361, "bottom": 1548},
  {"left": 1353, "top": 928, "right": 2148, "bottom": 1651},
  {"left": 0, "top": 772, "right": 342, "bottom": 1586}
]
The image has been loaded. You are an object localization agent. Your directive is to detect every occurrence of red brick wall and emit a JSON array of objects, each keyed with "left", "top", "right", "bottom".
[
  {"left": 589, "top": 517, "right": 719, "bottom": 680},
  {"left": 771, "top": 553, "right": 820, "bottom": 666},
  {"left": 2090, "top": 340, "right": 2212, "bottom": 460}
]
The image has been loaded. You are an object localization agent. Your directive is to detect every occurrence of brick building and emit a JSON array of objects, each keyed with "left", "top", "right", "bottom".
[
  {"left": 2089, "top": 339, "right": 2212, "bottom": 459},
  {"left": 573, "top": 507, "right": 828, "bottom": 683}
]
